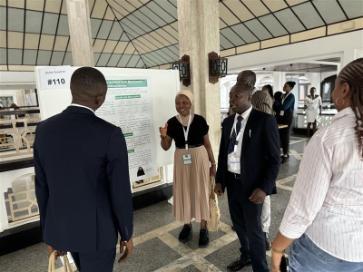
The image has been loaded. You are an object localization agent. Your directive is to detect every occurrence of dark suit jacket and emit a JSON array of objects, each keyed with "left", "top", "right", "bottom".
[
  {"left": 280, "top": 93, "right": 295, "bottom": 125},
  {"left": 34, "top": 106, "right": 133, "bottom": 252},
  {"left": 216, "top": 109, "right": 280, "bottom": 197}
]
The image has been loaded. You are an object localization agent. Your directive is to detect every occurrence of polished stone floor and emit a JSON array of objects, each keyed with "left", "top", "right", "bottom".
[{"left": 0, "top": 136, "right": 308, "bottom": 272}]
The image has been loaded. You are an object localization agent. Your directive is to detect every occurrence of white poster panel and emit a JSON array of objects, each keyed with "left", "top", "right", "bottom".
[
  {"left": 35, "top": 66, "right": 73, "bottom": 120},
  {"left": 35, "top": 66, "right": 178, "bottom": 188},
  {"left": 97, "top": 79, "right": 157, "bottom": 181}
]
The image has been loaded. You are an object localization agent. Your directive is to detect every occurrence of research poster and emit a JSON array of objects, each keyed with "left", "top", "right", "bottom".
[{"left": 96, "top": 79, "right": 157, "bottom": 181}]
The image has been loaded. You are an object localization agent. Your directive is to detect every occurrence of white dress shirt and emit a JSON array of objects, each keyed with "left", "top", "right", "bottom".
[
  {"left": 227, "top": 106, "right": 252, "bottom": 174},
  {"left": 70, "top": 103, "right": 95, "bottom": 113},
  {"left": 279, "top": 107, "right": 363, "bottom": 262}
]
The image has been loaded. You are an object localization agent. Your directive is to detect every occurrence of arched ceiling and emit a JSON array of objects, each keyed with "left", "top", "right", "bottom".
[{"left": 0, "top": 0, "right": 362, "bottom": 71}]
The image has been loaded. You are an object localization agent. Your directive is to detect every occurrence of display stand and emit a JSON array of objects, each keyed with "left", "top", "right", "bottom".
[{"left": 0, "top": 66, "right": 179, "bottom": 255}]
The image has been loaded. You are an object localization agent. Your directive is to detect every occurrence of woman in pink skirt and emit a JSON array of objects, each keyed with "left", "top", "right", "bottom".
[{"left": 159, "top": 90, "right": 216, "bottom": 247}]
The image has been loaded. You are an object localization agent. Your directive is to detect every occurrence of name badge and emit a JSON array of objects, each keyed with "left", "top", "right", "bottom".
[
  {"left": 280, "top": 110, "right": 284, "bottom": 116},
  {"left": 234, "top": 143, "right": 238, "bottom": 153},
  {"left": 182, "top": 154, "right": 192, "bottom": 165}
]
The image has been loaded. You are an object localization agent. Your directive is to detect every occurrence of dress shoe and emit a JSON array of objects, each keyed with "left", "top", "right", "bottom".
[
  {"left": 178, "top": 224, "right": 192, "bottom": 243},
  {"left": 227, "top": 257, "right": 252, "bottom": 272},
  {"left": 281, "top": 154, "right": 289, "bottom": 164},
  {"left": 199, "top": 228, "right": 209, "bottom": 247},
  {"left": 264, "top": 232, "right": 271, "bottom": 251}
]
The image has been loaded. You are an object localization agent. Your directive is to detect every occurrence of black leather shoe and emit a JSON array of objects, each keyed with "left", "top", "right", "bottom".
[
  {"left": 178, "top": 224, "right": 192, "bottom": 243},
  {"left": 281, "top": 154, "right": 289, "bottom": 164},
  {"left": 227, "top": 257, "right": 252, "bottom": 272},
  {"left": 199, "top": 228, "right": 209, "bottom": 247},
  {"left": 264, "top": 232, "right": 271, "bottom": 251}
]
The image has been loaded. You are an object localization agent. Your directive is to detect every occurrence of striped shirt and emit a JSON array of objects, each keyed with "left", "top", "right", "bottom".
[
  {"left": 279, "top": 107, "right": 363, "bottom": 262},
  {"left": 251, "top": 90, "right": 273, "bottom": 115}
]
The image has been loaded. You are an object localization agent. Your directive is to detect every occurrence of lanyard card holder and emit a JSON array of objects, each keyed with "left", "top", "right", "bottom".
[{"left": 182, "top": 154, "right": 192, "bottom": 165}]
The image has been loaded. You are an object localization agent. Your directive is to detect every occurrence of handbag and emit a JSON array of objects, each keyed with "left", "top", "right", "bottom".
[
  {"left": 48, "top": 251, "right": 74, "bottom": 272},
  {"left": 208, "top": 177, "right": 221, "bottom": 232}
]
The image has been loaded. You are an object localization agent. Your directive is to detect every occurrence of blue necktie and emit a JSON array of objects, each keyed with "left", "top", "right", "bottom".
[{"left": 228, "top": 115, "right": 243, "bottom": 154}]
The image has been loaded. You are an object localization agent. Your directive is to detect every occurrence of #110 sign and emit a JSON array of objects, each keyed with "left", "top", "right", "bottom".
[{"left": 37, "top": 66, "right": 72, "bottom": 90}]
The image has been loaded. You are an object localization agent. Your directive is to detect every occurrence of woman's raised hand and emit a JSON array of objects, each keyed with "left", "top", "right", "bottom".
[{"left": 159, "top": 123, "right": 168, "bottom": 138}]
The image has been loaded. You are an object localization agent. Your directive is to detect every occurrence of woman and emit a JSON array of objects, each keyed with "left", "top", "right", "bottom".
[
  {"left": 251, "top": 84, "right": 275, "bottom": 250},
  {"left": 271, "top": 58, "right": 363, "bottom": 272},
  {"left": 279, "top": 81, "right": 296, "bottom": 163},
  {"left": 159, "top": 90, "right": 216, "bottom": 247},
  {"left": 251, "top": 84, "right": 274, "bottom": 115},
  {"left": 305, "top": 87, "right": 322, "bottom": 137}
]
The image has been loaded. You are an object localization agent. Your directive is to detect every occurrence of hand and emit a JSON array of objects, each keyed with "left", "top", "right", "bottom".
[
  {"left": 47, "top": 245, "right": 66, "bottom": 258},
  {"left": 271, "top": 250, "right": 284, "bottom": 272},
  {"left": 214, "top": 183, "right": 224, "bottom": 196},
  {"left": 159, "top": 123, "right": 168, "bottom": 138},
  {"left": 210, "top": 164, "right": 216, "bottom": 177},
  {"left": 248, "top": 188, "right": 266, "bottom": 204},
  {"left": 118, "top": 239, "right": 133, "bottom": 262}
]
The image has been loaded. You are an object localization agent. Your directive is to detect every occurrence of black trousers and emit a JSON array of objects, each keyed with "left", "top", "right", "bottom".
[
  {"left": 226, "top": 173, "right": 269, "bottom": 272},
  {"left": 71, "top": 248, "right": 116, "bottom": 272},
  {"left": 307, "top": 121, "right": 317, "bottom": 138},
  {"left": 279, "top": 114, "right": 293, "bottom": 155}
]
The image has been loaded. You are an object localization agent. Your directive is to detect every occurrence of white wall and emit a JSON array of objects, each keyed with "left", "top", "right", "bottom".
[
  {"left": 0, "top": 72, "right": 35, "bottom": 90},
  {"left": 321, "top": 71, "right": 337, "bottom": 81},
  {"left": 228, "top": 31, "right": 363, "bottom": 73}
]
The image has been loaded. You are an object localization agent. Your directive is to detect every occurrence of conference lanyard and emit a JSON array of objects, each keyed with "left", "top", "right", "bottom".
[
  {"left": 179, "top": 114, "right": 192, "bottom": 150},
  {"left": 282, "top": 92, "right": 291, "bottom": 104},
  {"left": 232, "top": 118, "right": 243, "bottom": 153}
]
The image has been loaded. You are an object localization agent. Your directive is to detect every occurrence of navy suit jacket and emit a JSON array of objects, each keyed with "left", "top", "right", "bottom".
[
  {"left": 216, "top": 109, "right": 280, "bottom": 197},
  {"left": 280, "top": 93, "right": 295, "bottom": 125},
  {"left": 34, "top": 106, "right": 133, "bottom": 252}
]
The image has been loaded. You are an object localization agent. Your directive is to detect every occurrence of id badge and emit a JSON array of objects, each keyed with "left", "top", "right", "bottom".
[
  {"left": 279, "top": 110, "right": 284, "bottom": 116},
  {"left": 182, "top": 154, "right": 192, "bottom": 165}
]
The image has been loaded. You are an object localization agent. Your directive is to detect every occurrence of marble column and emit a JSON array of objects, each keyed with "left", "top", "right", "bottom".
[
  {"left": 177, "top": 0, "right": 221, "bottom": 154},
  {"left": 66, "top": 0, "right": 94, "bottom": 66}
]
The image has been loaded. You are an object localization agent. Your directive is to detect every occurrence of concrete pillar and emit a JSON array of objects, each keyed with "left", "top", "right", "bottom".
[
  {"left": 66, "top": 0, "right": 94, "bottom": 66},
  {"left": 177, "top": 0, "right": 221, "bottom": 153},
  {"left": 272, "top": 72, "right": 285, "bottom": 93}
]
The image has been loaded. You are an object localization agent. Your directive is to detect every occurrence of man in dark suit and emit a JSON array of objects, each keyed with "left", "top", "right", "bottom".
[
  {"left": 34, "top": 67, "right": 133, "bottom": 272},
  {"left": 215, "top": 71, "right": 280, "bottom": 272}
]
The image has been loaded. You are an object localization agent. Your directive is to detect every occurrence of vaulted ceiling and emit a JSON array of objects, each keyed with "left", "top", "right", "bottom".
[{"left": 0, "top": 0, "right": 362, "bottom": 71}]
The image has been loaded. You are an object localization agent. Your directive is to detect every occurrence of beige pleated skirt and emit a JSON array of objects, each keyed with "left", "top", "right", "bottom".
[{"left": 173, "top": 145, "right": 210, "bottom": 223}]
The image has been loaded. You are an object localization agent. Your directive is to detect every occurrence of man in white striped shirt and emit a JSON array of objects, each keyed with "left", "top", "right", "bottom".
[{"left": 271, "top": 58, "right": 363, "bottom": 272}]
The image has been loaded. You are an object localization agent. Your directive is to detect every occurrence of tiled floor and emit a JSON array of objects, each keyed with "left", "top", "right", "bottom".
[{"left": 0, "top": 137, "right": 308, "bottom": 272}]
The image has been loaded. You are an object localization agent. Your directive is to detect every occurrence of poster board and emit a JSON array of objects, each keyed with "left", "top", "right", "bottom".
[{"left": 35, "top": 66, "right": 178, "bottom": 185}]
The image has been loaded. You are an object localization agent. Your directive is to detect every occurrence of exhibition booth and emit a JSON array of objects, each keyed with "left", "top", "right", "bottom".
[{"left": 0, "top": 66, "right": 178, "bottom": 254}]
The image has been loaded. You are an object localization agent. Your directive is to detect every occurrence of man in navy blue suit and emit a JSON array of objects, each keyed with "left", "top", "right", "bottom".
[
  {"left": 215, "top": 71, "right": 280, "bottom": 272},
  {"left": 34, "top": 67, "right": 133, "bottom": 272}
]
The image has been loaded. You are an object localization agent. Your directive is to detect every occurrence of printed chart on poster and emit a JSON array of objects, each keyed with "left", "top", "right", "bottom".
[{"left": 97, "top": 79, "right": 157, "bottom": 181}]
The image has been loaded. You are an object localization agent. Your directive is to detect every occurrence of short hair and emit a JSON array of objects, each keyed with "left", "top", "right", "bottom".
[
  {"left": 236, "top": 70, "right": 256, "bottom": 91},
  {"left": 285, "top": 81, "right": 296, "bottom": 89},
  {"left": 274, "top": 91, "right": 283, "bottom": 101},
  {"left": 231, "top": 82, "right": 253, "bottom": 95},
  {"left": 70, "top": 67, "right": 107, "bottom": 98}
]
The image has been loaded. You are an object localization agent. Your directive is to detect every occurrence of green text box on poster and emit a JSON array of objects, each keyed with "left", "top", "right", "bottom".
[{"left": 107, "top": 80, "right": 147, "bottom": 88}]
